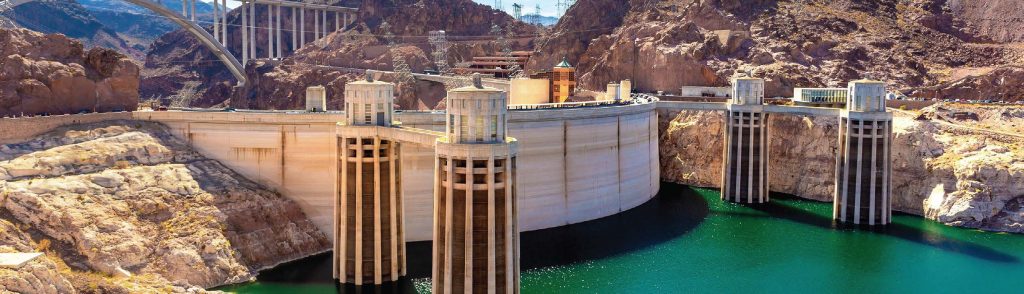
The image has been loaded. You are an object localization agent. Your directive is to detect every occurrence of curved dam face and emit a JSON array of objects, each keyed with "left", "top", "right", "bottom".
[{"left": 132, "top": 102, "right": 659, "bottom": 241}]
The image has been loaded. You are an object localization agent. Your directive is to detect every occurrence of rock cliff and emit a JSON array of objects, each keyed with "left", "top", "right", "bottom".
[
  {"left": 0, "top": 120, "right": 330, "bottom": 290},
  {"left": 0, "top": 28, "right": 139, "bottom": 117},
  {"left": 6, "top": 1, "right": 145, "bottom": 60},
  {"left": 530, "top": 0, "right": 1024, "bottom": 101},
  {"left": 659, "top": 104, "right": 1024, "bottom": 233}
]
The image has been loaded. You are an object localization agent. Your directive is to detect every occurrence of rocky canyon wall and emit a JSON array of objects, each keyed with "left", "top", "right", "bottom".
[
  {"left": 0, "top": 28, "right": 139, "bottom": 117},
  {"left": 658, "top": 104, "right": 1024, "bottom": 233},
  {"left": 0, "top": 120, "right": 330, "bottom": 291}
]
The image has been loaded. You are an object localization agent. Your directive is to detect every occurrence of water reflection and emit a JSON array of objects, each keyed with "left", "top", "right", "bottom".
[{"left": 740, "top": 193, "right": 1019, "bottom": 263}]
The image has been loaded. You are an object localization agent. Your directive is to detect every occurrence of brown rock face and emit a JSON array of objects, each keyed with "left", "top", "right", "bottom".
[
  {"left": 658, "top": 104, "right": 1024, "bottom": 233},
  {"left": 0, "top": 29, "right": 139, "bottom": 116},
  {"left": 948, "top": 0, "right": 1024, "bottom": 43},
  {"left": 144, "top": 0, "right": 534, "bottom": 110},
  {"left": 530, "top": 0, "right": 1021, "bottom": 100},
  {"left": 913, "top": 66, "right": 1024, "bottom": 102},
  {"left": 0, "top": 121, "right": 330, "bottom": 289}
]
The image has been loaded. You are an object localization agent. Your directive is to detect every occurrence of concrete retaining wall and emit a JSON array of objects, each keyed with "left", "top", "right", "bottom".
[
  {"left": 0, "top": 112, "right": 133, "bottom": 144},
  {"left": 133, "top": 103, "right": 660, "bottom": 241}
]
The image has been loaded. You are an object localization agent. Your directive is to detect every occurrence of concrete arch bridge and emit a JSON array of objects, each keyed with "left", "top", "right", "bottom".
[{"left": 0, "top": 0, "right": 358, "bottom": 86}]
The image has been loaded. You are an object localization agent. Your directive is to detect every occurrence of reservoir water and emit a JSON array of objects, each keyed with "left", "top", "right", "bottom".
[{"left": 218, "top": 183, "right": 1024, "bottom": 293}]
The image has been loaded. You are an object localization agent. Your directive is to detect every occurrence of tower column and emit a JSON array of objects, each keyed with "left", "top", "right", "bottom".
[
  {"left": 721, "top": 77, "right": 769, "bottom": 204},
  {"left": 335, "top": 75, "right": 404, "bottom": 285},
  {"left": 433, "top": 75, "right": 519, "bottom": 294},
  {"left": 834, "top": 80, "right": 892, "bottom": 225},
  {"left": 292, "top": 7, "right": 297, "bottom": 52}
]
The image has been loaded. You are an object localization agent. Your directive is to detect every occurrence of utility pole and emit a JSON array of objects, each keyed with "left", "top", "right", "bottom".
[{"left": 531, "top": 4, "right": 541, "bottom": 25}]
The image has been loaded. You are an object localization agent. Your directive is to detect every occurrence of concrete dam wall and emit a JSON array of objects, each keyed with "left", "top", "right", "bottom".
[{"left": 132, "top": 103, "right": 659, "bottom": 241}]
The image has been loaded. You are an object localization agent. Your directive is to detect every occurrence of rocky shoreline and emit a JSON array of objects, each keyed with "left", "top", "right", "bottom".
[
  {"left": 659, "top": 103, "right": 1024, "bottom": 233},
  {"left": 0, "top": 120, "right": 329, "bottom": 292}
]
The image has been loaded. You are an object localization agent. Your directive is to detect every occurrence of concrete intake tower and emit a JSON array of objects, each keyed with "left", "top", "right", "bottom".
[
  {"left": 334, "top": 75, "right": 406, "bottom": 284},
  {"left": 721, "top": 77, "right": 770, "bottom": 204},
  {"left": 433, "top": 75, "right": 520, "bottom": 293},
  {"left": 834, "top": 80, "right": 892, "bottom": 225}
]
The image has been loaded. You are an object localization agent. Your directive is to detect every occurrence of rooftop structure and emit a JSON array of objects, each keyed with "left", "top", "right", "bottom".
[
  {"left": 306, "top": 86, "right": 326, "bottom": 112},
  {"left": 453, "top": 51, "right": 532, "bottom": 78},
  {"left": 344, "top": 75, "right": 395, "bottom": 126},
  {"left": 524, "top": 57, "right": 578, "bottom": 103},
  {"left": 794, "top": 88, "right": 847, "bottom": 108}
]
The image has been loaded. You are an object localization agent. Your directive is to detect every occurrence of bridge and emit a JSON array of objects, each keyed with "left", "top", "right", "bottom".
[{"left": 0, "top": 0, "right": 358, "bottom": 86}]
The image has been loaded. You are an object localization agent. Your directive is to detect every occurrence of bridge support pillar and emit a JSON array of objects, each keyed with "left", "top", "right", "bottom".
[
  {"left": 221, "top": 0, "right": 227, "bottom": 45},
  {"left": 267, "top": 3, "right": 273, "bottom": 59},
  {"left": 241, "top": 0, "right": 248, "bottom": 64},
  {"left": 433, "top": 75, "right": 519, "bottom": 294},
  {"left": 212, "top": 0, "right": 219, "bottom": 43},
  {"left": 276, "top": 5, "right": 283, "bottom": 58},
  {"left": 249, "top": 0, "right": 256, "bottom": 60},
  {"left": 335, "top": 75, "right": 405, "bottom": 285},
  {"left": 834, "top": 80, "right": 892, "bottom": 225},
  {"left": 721, "top": 77, "right": 770, "bottom": 204},
  {"left": 300, "top": 8, "right": 305, "bottom": 47}
]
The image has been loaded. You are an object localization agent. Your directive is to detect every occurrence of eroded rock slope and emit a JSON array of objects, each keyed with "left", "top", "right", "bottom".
[{"left": 0, "top": 120, "right": 330, "bottom": 291}]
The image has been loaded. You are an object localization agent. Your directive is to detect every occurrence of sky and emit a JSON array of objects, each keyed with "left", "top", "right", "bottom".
[{"left": 213, "top": 0, "right": 560, "bottom": 17}]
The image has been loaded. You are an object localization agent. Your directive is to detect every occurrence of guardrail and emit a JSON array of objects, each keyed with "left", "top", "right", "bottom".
[{"left": 508, "top": 94, "right": 658, "bottom": 111}]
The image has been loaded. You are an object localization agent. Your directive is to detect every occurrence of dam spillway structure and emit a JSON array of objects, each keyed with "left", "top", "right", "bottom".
[
  {"left": 721, "top": 77, "right": 770, "bottom": 204},
  {"left": 834, "top": 80, "right": 892, "bottom": 226},
  {"left": 334, "top": 76, "right": 406, "bottom": 285},
  {"left": 433, "top": 75, "right": 520, "bottom": 293}
]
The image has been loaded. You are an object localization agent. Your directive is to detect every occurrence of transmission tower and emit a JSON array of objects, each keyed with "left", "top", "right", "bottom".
[
  {"left": 556, "top": 0, "right": 575, "bottom": 17},
  {"left": 531, "top": 4, "right": 541, "bottom": 25},
  {"left": 492, "top": 25, "right": 522, "bottom": 79},
  {"left": 429, "top": 30, "right": 451, "bottom": 75},
  {"left": 381, "top": 22, "right": 414, "bottom": 85},
  {"left": 512, "top": 3, "right": 522, "bottom": 21},
  {"left": 493, "top": 0, "right": 503, "bottom": 12}
]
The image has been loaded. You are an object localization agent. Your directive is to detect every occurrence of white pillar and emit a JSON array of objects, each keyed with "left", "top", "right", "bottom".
[
  {"left": 181, "top": 0, "right": 186, "bottom": 16},
  {"left": 292, "top": 7, "right": 297, "bottom": 53},
  {"left": 300, "top": 8, "right": 305, "bottom": 47},
  {"left": 268, "top": 3, "right": 274, "bottom": 59},
  {"left": 322, "top": 10, "right": 328, "bottom": 38},
  {"left": 335, "top": 12, "right": 340, "bottom": 32},
  {"left": 190, "top": 0, "right": 196, "bottom": 21},
  {"left": 241, "top": 0, "right": 248, "bottom": 64},
  {"left": 249, "top": 0, "right": 256, "bottom": 60},
  {"left": 213, "top": 0, "right": 219, "bottom": 43},
  {"left": 313, "top": 10, "right": 319, "bottom": 41},
  {"left": 276, "top": 5, "right": 283, "bottom": 58},
  {"left": 221, "top": 0, "right": 228, "bottom": 45}
]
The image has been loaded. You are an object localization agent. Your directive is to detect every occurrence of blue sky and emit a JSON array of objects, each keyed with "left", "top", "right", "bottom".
[{"left": 213, "top": 0, "right": 559, "bottom": 17}]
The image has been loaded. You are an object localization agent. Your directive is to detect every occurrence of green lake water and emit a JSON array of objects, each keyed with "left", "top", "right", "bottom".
[{"left": 219, "top": 183, "right": 1024, "bottom": 293}]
